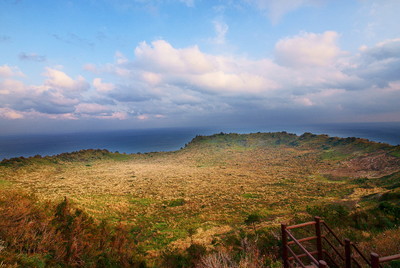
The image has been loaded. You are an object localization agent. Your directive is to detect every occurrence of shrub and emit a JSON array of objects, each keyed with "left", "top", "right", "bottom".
[
  {"left": 196, "top": 251, "right": 235, "bottom": 268},
  {"left": 0, "top": 190, "right": 141, "bottom": 267},
  {"left": 161, "top": 249, "right": 190, "bottom": 268},
  {"left": 306, "top": 203, "right": 350, "bottom": 226},
  {"left": 168, "top": 198, "right": 186, "bottom": 207}
]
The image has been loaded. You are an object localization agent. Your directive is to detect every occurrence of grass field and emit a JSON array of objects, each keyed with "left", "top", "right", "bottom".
[{"left": 1, "top": 132, "right": 400, "bottom": 267}]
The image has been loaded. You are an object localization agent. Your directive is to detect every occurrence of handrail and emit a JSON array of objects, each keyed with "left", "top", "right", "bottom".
[
  {"left": 288, "top": 250, "right": 318, "bottom": 261},
  {"left": 286, "top": 221, "right": 316, "bottom": 230},
  {"left": 321, "top": 249, "right": 340, "bottom": 267},
  {"left": 285, "top": 229, "right": 319, "bottom": 266},
  {"left": 322, "top": 221, "right": 371, "bottom": 267},
  {"left": 282, "top": 217, "right": 400, "bottom": 268},
  {"left": 379, "top": 253, "right": 400, "bottom": 263},
  {"left": 321, "top": 221, "right": 344, "bottom": 247},
  {"left": 286, "top": 245, "right": 307, "bottom": 268},
  {"left": 322, "top": 236, "right": 344, "bottom": 261},
  {"left": 372, "top": 252, "right": 400, "bottom": 268},
  {"left": 287, "top": 235, "right": 318, "bottom": 245},
  {"left": 371, "top": 253, "right": 383, "bottom": 268}
]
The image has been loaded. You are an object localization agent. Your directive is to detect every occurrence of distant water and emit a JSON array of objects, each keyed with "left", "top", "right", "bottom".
[{"left": 0, "top": 123, "right": 399, "bottom": 161}]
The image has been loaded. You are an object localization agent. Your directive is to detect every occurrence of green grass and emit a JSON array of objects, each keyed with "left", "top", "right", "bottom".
[
  {"left": 0, "top": 179, "right": 12, "bottom": 187},
  {"left": 1, "top": 131, "right": 400, "bottom": 266},
  {"left": 389, "top": 148, "right": 400, "bottom": 158},
  {"left": 320, "top": 149, "right": 350, "bottom": 161},
  {"left": 168, "top": 198, "right": 186, "bottom": 207},
  {"left": 242, "top": 193, "right": 261, "bottom": 199},
  {"left": 130, "top": 198, "right": 154, "bottom": 207}
]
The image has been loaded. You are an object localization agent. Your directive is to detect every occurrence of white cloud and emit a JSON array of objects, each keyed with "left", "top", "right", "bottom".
[
  {"left": 75, "top": 103, "right": 110, "bottom": 114},
  {"left": 2, "top": 34, "right": 400, "bottom": 125},
  {"left": 137, "top": 114, "right": 149, "bottom": 120},
  {"left": 189, "top": 71, "right": 278, "bottom": 94},
  {"left": 87, "top": 36, "right": 400, "bottom": 124},
  {"left": 0, "top": 65, "right": 24, "bottom": 77},
  {"left": 0, "top": 68, "right": 93, "bottom": 117},
  {"left": 0, "top": 79, "right": 25, "bottom": 95},
  {"left": 108, "top": 111, "right": 128, "bottom": 120},
  {"left": 75, "top": 102, "right": 128, "bottom": 119},
  {"left": 275, "top": 31, "right": 341, "bottom": 67},
  {"left": 212, "top": 19, "right": 229, "bottom": 45},
  {"left": 83, "top": 63, "right": 98, "bottom": 73},
  {"left": 134, "top": 40, "right": 213, "bottom": 74},
  {"left": 140, "top": 72, "right": 162, "bottom": 85},
  {"left": 43, "top": 68, "right": 89, "bottom": 92},
  {"left": 115, "top": 51, "right": 128, "bottom": 64},
  {"left": 345, "top": 38, "right": 400, "bottom": 88},
  {"left": 93, "top": 78, "right": 115, "bottom": 92},
  {"left": 129, "top": 40, "right": 279, "bottom": 96},
  {"left": 0, "top": 108, "right": 24, "bottom": 119}
]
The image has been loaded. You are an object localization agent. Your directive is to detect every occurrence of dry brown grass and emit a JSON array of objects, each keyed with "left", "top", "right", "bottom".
[
  {"left": 1, "top": 133, "right": 398, "bottom": 259},
  {"left": 1, "top": 146, "right": 352, "bottom": 223},
  {"left": 358, "top": 227, "right": 400, "bottom": 257}
]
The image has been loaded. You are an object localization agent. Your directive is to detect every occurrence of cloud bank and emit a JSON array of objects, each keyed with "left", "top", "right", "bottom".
[{"left": 1, "top": 32, "right": 400, "bottom": 127}]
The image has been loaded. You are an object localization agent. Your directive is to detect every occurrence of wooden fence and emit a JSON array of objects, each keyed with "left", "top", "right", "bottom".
[{"left": 281, "top": 216, "right": 400, "bottom": 267}]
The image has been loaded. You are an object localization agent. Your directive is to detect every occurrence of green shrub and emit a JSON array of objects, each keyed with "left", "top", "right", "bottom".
[
  {"left": 168, "top": 198, "right": 185, "bottom": 207},
  {"left": 161, "top": 249, "right": 190, "bottom": 268},
  {"left": 306, "top": 203, "right": 350, "bottom": 226}
]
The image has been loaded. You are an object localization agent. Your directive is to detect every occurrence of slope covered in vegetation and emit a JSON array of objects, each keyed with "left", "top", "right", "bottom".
[{"left": 0, "top": 132, "right": 400, "bottom": 267}]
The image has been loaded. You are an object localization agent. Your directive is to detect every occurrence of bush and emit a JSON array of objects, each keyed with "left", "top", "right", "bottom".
[
  {"left": 168, "top": 198, "right": 186, "bottom": 207},
  {"left": 161, "top": 249, "right": 189, "bottom": 268},
  {"left": 0, "top": 190, "right": 141, "bottom": 267},
  {"left": 306, "top": 203, "right": 350, "bottom": 226}
]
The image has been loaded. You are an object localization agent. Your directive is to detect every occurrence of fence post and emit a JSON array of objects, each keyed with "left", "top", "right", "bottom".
[
  {"left": 345, "top": 238, "right": 351, "bottom": 268},
  {"left": 319, "top": 260, "right": 328, "bottom": 268},
  {"left": 315, "top": 216, "right": 323, "bottom": 261},
  {"left": 281, "top": 223, "right": 289, "bottom": 268},
  {"left": 371, "top": 252, "right": 380, "bottom": 268}
]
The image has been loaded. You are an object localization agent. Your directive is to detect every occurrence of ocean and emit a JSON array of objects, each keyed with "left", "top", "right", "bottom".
[{"left": 0, "top": 122, "right": 399, "bottom": 161}]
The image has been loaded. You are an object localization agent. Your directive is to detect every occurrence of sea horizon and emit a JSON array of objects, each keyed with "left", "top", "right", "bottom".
[{"left": 1, "top": 122, "right": 399, "bottom": 161}]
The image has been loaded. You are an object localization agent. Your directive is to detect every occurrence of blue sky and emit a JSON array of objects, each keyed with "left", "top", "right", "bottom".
[{"left": 1, "top": 0, "right": 400, "bottom": 134}]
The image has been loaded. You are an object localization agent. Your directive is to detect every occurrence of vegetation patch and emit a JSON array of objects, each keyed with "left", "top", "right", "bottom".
[
  {"left": 1, "top": 132, "right": 400, "bottom": 266},
  {"left": 242, "top": 193, "right": 261, "bottom": 199},
  {"left": 130, "top": 197, "right": 154, "bottom": 207},
  {"left": 0, "top": 179, "right": 12, "bottom": 187},
  {"left": 168, "top": 198, "right": 186, "bottom": 207},
  {"left": 320, "top": 149, "right": 350, "bottom": 161}
]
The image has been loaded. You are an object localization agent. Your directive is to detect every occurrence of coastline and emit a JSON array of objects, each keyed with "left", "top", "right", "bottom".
[{"left": 1, "top": 122, "right": 399, "bottom": 161}]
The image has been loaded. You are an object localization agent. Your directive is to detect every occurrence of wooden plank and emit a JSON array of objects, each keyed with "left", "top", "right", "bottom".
[
  {"left": 371, "top": 253, "right": 380, "bottom": 268},
  {"left": 322, "top": 221, "right": 344, "bottom": 246},
  {"left": 380, "top": 254, "right": 400, "bottom": 263},
  {"left": 287, "top": 221, "right": 316, "bottom": 230},
  {"left": 282, "top": 223, "right": 289, "bottom": 268},
  {"left": 352, "top": 243, "right": 371, "bottom": 265},
  {"left": 287, "top": 245, "right": 307, "bottom": 268},
  {"left": 288, "top": 236, "right": 318, "bottom": 245},
  {"left": 315, "top": 217, "right": 323, "bottom": 261},
  {"left": 288, "top": 250, "right": 319, "bottom": 261},
  {"left": 285, "top": 230, "right": 319, "bottom": 265}
]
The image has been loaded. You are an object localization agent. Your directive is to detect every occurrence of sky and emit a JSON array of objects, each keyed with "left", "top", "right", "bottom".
[{"left": 0, "top": 0, "right": 400, "bottom": 134}]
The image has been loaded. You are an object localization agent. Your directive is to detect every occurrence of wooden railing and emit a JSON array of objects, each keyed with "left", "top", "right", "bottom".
[
  {"left": 371, "top": 252, "right": 400, "bottom": 268},
  {"left": 281, "top": 217, "right": 330, "bottom": 267},
  {"left": 281, "top": 216, "right": 400, "bottom": 268}
]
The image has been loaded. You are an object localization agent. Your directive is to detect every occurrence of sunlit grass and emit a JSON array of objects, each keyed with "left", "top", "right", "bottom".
[{"left": 1, "top": 132, "right": 399, "bottom": 263}]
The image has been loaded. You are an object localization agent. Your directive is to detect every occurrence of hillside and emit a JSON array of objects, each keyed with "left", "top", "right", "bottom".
[{"left": 1, "top": 132, "right": 400, "bottom": 267}]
